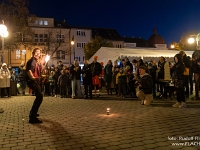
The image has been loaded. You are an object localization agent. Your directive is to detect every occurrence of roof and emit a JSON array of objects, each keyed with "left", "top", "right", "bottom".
[
  {"left": 69, "top": 25, "right": 122, "bottom": 41},
  {"left": 89, "top": 47, "right": 194, "bottom": 65},
  {"left": 122, "top": 37, "right": 149, "bottom": 47},
  {"left": 148, "top": 28, "right": 166, "bottom": 45}
]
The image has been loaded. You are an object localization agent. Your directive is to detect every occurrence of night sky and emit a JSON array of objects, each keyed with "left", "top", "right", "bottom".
[{"left": 29, "top": 0, "right": 200, "bottom": 46}]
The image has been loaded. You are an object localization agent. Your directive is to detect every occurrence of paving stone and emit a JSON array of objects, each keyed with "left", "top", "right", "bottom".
[{"left": 1, "top": 95, "right": 200, "bottom": 150}]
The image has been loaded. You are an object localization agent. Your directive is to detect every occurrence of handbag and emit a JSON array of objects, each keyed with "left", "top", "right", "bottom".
[
  {"left": 174, "top": 79, "right": 184, "bottom": 88},
  {"left": 183, "top": 67, "right": 189, "bottom": 75}
]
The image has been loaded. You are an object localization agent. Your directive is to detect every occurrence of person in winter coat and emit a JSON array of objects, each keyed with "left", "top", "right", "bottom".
[
  {"left": 191, "top": 58, "right": 200, "bottom": 100},
  {"left": 104, "top": 60, "right": 113, "bottom": 95},
  {"left": 70, "top": 59, "right": 82, "bottom": 99},
  {"left": 157, "top": 56, "right": 166, "bottom": 95},
  {"left": 179, "top": 50, "right": 191, "bottom": 98},
  {"left": 171, "top": 53, "right": 186, "bottom": 108},
  {"left": 148, "top": 61, "right": 157, "bottom": 97},
  {"left": 82, "top": 60, "right": 92, "bottom": 99},
  {"left": 18, "top": 61, "right": 26, "bottom": 95},
  {"left": 0, "top": 63, "right": 11, "bottom": 98},
  {"left": 136, "top": 66, "right": 153, "bottom": 106},
  {"left": 116, "top": 68, "right": 127, "bottom": 98},
  {"left": 53, "top": 67, "right": 61, "bottom": 97},
  {"left": 90, "top": 56, "right": 102, "bottom": 96},
  {"left": 49, "top": 71, "right": 55, "bottom": 96},
  {"left": 58, "top": 70, "right": 69, "bottom": 98}
]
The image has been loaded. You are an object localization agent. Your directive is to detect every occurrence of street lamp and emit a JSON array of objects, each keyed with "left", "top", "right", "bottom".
[
  {"left": 170, "top": 44, "right": 175, "bottom": 49},
  {"left": 0, "top": 22, "right": 8, "bottom": 63},
  {"left": 71, "top": 36, "right": 75, "bottom": 61},
  {"left": 188, "top": 33, "right": 200, "bottom": 50}
]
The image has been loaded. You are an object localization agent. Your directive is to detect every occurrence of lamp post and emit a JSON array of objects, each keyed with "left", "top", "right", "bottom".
[
  {"left": 188, "top": 33, "right": 200, "bottom": 50},
  {"left": 0, "top": 22, "right": 8, "bottom": 63},
  {"left": 71, "top": 36, "right": 75, "bottom": 62}
]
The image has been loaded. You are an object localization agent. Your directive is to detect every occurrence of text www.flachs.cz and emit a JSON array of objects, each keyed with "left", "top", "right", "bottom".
[{"left": 172, "top": 142, "right": 200, "bottom": 146}]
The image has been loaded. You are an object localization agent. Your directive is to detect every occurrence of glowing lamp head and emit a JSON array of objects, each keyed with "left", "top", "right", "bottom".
[
  {"left": 106, "top": 108, "right": 110, "bottom": 115},
  {"left": 45, "top": 54, "right": 50, "bottom": 62},
  {"left": 170, "top": 44, "right": 175, "bottom": 49},
  {"left": 71, "top": 41, "right": 74, "bottom": 45},
  {"left": 188, "top": 37, "right": 195, "bottom": 44}
]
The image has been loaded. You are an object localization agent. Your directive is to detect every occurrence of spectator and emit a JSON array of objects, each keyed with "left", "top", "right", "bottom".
[
  {"left": 82, "top": 60, "right": 92, "bottom": 99},
  {"left": 192, "top": 58, "right": 200, "bottom": 100},
  {"left": 70, "top": 59, "right": 82, "bottom": 99},
  {"left": 58, "top": 70, "right": 69, "bottom": 98},
  {"left": 136, "top": 66, "right": 153, "bottom": 105},
  {"left": 90, "top": 56, "right": 102, "bottom": 96},
  {"left": 0, "top": 63, "right": 11, "bottom": 98},
  {"left": 18, "top": 61, "right": 27, "bottom": 95},
  {"left": 49, "top": 71, "right": 55, "bottom": 96},
  {"left": 53, "top": 67, "right": 61, "bottom": 97},
  {"left": 157, "top": 56, "right": 166, "bottom": 96},
  {"left": 104, "top": 60, "right": 113, "bottom": 95},
  {"left": 171, "top": 54, "right": 186, "bottom": 108},
  {"left": 116, "top": 68, "right": 127, "bottom": 98},
  {"left": 148, "top": 61, "right": 157, "bottom": 97},
  {"left": 179, "top": 50, "right": 191, "bottom": 98}
]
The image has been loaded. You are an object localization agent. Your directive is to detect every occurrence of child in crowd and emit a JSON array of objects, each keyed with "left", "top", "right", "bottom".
[
  {"left": 49, "top": 71, "right": 55, "bottom": 96},
  {"left": 57, "top": 70, "right": 69, "bottom": 98},
  {"left": 116, "top": 68, "right": 127, "bottom": 98}
]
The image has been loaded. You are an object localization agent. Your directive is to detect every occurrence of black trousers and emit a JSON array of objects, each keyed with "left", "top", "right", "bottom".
[
  {"left": 1, "top": 87, "right": 10, "bottom": 97},
  {"left": 176, "top": 88, "right": 185, "bottom": 102},
  {"left": 27, "top": 81, "right": 43, "bottom": 119},
  {"left": 84, "top": 84, "right": 92, "bottom": 98},
  {"left": 183, "top": 75, "right": 189, "bottom": 96},
  {"left": 118, "top": 83, "right": 126, "bottom": 96},
  {"left": 60, "top": 86, "right": 67, "bottom": 97}
]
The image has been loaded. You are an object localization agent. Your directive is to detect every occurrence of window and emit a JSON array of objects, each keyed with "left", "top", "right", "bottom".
[
  {"left": 18, "top": 33, "right": 26, "bottom": 42},
  {"left": 39, "top": 34, "right": 43, "bottom": 42},
  {"left": 77, "top": 30, "right": 85, "bottom": 36},
  {"left": 34, "top": 20, "right": 38, "bottom": 25},
  {"left": 56, "top": 34, "right": 65, "bottom": 43},
  {"left": 16, "top": 50, "right": 21, "bottom": 59},
  {"left": 56, "top": 51, "right": 65, "bottom": 59},
  {"left": 56, "top": 51, "right": 60, "bottom": 59},
  {"left": 39, "top": 20, "right": 43, "bottom": 25},
  {"left": 21, "top": 50, "right": 26, "bottom": 59},
  {"left": 34, "top": 34, "right": 38, "bottom": 42},
  {"left": 77, "top": 42, "right": 85, "bottom": 48},
  {"left": 44, "top": 34, "right": 48, "bottom": 42},
  {"left": 61, "top": 51, "right": 65, "bottom": 59},
  {"left": 44, "top": 21, "right": 48, "bottom": 25}
]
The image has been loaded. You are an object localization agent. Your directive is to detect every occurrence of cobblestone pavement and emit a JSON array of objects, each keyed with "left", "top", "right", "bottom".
[{"left": 0, "top": 95, "right": 200, "bottom": 150}]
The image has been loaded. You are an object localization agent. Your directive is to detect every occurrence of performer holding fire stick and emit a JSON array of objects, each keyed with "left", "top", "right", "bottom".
[{"left": 26, "top": 48, "right": 50, "bottom": 124}]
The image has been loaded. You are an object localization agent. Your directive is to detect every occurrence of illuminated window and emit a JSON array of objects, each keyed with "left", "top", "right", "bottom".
[
  {"left": 39, "top": 20, "right": 43, "bottom": 25},
  {"left": 16, "top": 50, "right": 21, "bottom": 59},
  {"left": 44, "top": 21, "right": 48, "bottom": 25}
]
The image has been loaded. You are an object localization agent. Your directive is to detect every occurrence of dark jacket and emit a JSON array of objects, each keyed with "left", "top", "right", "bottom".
[
  {"left": 157, "top": 61, "right": 165, "bottom": 79},
  {"left": 58, "top": 73, "right": 69, "bottom": 87},
  {"left": 149, "top": 65, "right": 157, "bottom": 81},
  {"left": 82, "top": 64, "right": 92, "bottom": 85},
  {"left": 53, "top": 70, "right": 61, "bottom": 85},
  {"left": 171, "top": 54, "right": 185, "bottom": 80},
  {"left": 90, "top": 62, "right": 102, "bottom": 77},
  {"left": 139, "top": 73, "right": 153, "bottom": 94},
  {"left": 104, "top": 64, "right": 113, "bottom": 83},
  {"left": 183, "top": 54, "right": 191, "bottom": 68},
  {"left": 191, "top": 60, "right": 200, "bottom": 74},
  {"left": 70, "top": 65, "right": 81, "bottom": 80},
  {"left": 18, "top": 65, "right": 26, "bottom": 80}
]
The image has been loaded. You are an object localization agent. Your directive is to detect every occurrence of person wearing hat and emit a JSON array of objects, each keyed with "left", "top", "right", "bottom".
[
  {"left": 90, "top": 56, "right": 102, "bottom": 96},
  {"left": 136, "top": 66, "right": 153, "bottom": 105},
  {"left": 0, "top": 63, "right": 11, "bottom": 98}
]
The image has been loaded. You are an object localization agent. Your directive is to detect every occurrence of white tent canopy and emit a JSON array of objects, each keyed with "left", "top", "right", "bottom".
[{"left": 89, "top": 47, "right": 194, "bottom": 64}]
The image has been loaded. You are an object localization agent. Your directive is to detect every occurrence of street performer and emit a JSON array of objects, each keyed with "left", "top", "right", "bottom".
[{"left": 26, "top": 48, "right": 44, "bottom": 124}]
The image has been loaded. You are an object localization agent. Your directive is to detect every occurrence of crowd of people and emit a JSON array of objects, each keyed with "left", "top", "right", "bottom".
[{"left": 1, "top": 48, "right": 200, "bottom": 115}]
